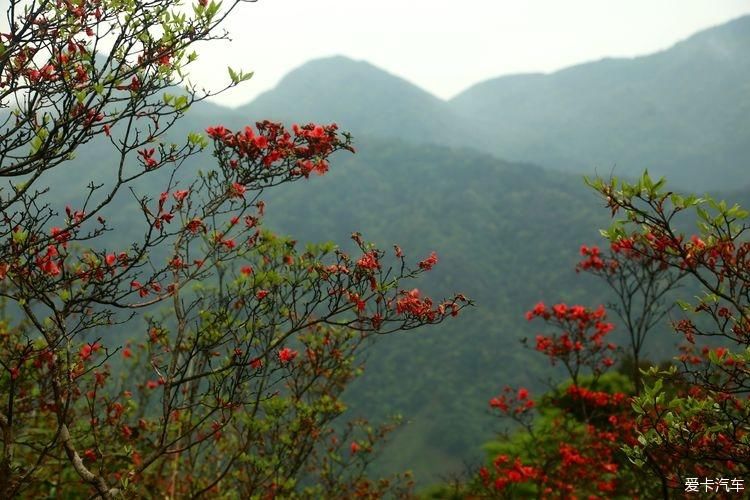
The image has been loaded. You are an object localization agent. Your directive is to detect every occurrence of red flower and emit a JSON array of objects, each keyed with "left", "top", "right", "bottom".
[
  {"left": 230, "top": 182, "right": 246, "bottom": 198},
  {"left": 138, "top": 148, "right": 157, "bottom": 169},
  {"left": 489, "top": 396, "right": 508, "bottom": 412},
  {"left": 356, "top": 251, "right": 380, "bottom": 271},
  {"left": 526, "top": 302, "right": 547, "bottom": 321},
  {"left": 350, "top": 441, "right": 361, "bottom": 454},
  {"left": 278, "top": 347, "right": 298, "bottom": 364},
  {"left": 418, "top": 251, "right": 439, "bottom": 271},
  {"left": 173, "top": 189, "right": 189, "bottom": 202},
  {"left": 396, "top": 289, "right": 437, "bottom": 321},
  {"left": 105, "top": 253, "right": 116, "bottom": 267},
  {"left": 79, "top": 342, "right": 101, "bottom": 361},
  {"left": 552, "top": 303, "right": 567, "bottom": 318},
  {"left": 186, "top": 218, "right": 205, "bottom": 234},
  {"left": 206, "top": 125, "right": 229, "bottom": 139}
]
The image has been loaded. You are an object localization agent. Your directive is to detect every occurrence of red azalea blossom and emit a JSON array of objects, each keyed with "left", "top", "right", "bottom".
[
  {"left": 105, "top": 253, "right": 116, "bottom": 266},
  {"left": 186, "top": 218, "right": 205, "bottom": 234},
  {"left": 277, "top": 347, "right": 298, "bottom": 364},
  {"left": 418, "top": 251, "right": 438, "bottom": 271},
  {"left": 79, "top": 342, "right": 101, "bottom": 361},
  {"left": 356, "top": 251, "right": 380, "bottom": 271},
  {"left": 230, "top": 182, "right": 246, "bottom": 198},
  {"left": 173, "top": 189, "right": 189, "bottom": 202}
]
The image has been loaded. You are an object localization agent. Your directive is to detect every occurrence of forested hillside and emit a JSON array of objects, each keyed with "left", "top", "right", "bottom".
[
  {"left": 27, "top": 12, "right": 750, "bottom": 485},
  {"left": 48, "top": 133, "right": 676, "bottom": 481}
]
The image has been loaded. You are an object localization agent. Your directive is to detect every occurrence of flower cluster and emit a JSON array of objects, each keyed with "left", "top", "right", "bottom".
[
  {"left": 206, "top": 121, "right": 354, "bottom": 179},
  {"left": 479, "top": 456, "right": 538, "bottom": 493},
  {"left": 395, "top": 288, "right": 464, "bottom": 321},
  {"left": 527, "top": 302, "right": 616, "bottom": 379},
  {"left": 489, "top": 386, "right": 535, "bottom": 415},
  {"left": 577, "top": 244, "right": 607, "bottom": 271},
  {"left": 566, "top": 385, "right": 628, "bottom": 408}
]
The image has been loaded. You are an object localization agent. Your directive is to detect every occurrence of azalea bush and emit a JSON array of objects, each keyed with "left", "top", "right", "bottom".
[
  {"left": 0, "top": 0, "right": 468, "bottom": 497},
  {"left": 590, "top": 173, "right": 750, "bottom": 489},
  {"left": 470, "top": 302, "right": 658, "bottom": 499},
  {"left": 428, "top": 172, "right": 750, "bottom": 498}
]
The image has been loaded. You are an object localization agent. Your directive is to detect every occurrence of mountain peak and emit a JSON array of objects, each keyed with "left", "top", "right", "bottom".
[
  {"left": 293, "top": 54, "right": 367, "bottom": 69},
  {"left": 666, "top": 14, "right": 750, "bottom": 61},
  {"left": 235, "top": 55, "right": 466, "bottom": 146}
]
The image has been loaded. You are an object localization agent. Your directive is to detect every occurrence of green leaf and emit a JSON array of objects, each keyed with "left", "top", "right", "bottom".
[
  {"left": 12, "top": 230, "right": 28, "bottom": 244},
  {"left": 696, "top": 206, "right": 710, "bottom": 222},
  {"left": 174, "top": 95, "right": 188, "bottom": 111},
  {"left": 676, "top": 299, "right": 692, "bottom": 311},
  {"left": 670, "top": 193, "right": 684, "bottom": 208},
  {"left": 228, "top": 66, "right": 239, "bottom": 84}
]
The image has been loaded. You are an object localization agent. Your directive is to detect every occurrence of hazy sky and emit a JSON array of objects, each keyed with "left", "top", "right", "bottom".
[
  {"left": 192, "top": 0, "right": 750, "bottom": 108},
  {"left": 0, "top": 0, "right": 750, "bottom": 105}
]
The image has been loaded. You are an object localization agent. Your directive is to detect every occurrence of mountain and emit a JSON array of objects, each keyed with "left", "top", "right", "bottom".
[
  {"left": 449, "top": 15, "right": 750, "bottom": 191},
  {"left": 232, "top": 16, "right": 750, "bottom": 191},
  {"left": 235, "top": 56, "right": 470, "bottom": 147}
]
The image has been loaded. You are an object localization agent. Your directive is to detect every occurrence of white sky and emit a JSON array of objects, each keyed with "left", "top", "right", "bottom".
[
  {"left": 191, "top": 0, "right": 750, "bottom": 108},
  {"left": 0, "top": 0, "right": 750, "bottom": 106}
]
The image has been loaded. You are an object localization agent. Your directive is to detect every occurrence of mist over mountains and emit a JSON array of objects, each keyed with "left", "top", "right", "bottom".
[{"left": 234, "top": 14, "right": 750, "bottom": 192}]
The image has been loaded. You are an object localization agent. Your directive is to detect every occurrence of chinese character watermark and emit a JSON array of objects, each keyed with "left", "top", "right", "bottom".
[{"left": 685, "top": 477, "right": 744, "bottom": 494}]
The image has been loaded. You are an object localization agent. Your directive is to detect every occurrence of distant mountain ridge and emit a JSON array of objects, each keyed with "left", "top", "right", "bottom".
[
  {"left": 233, "top": 15, "right": 750, "bottom": 191},
  {"left": 236, "top": 56, "right": 471, "bottom": 147},
  {"left": 451, "top": 14, "right": 750, "bottom": 190}
]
